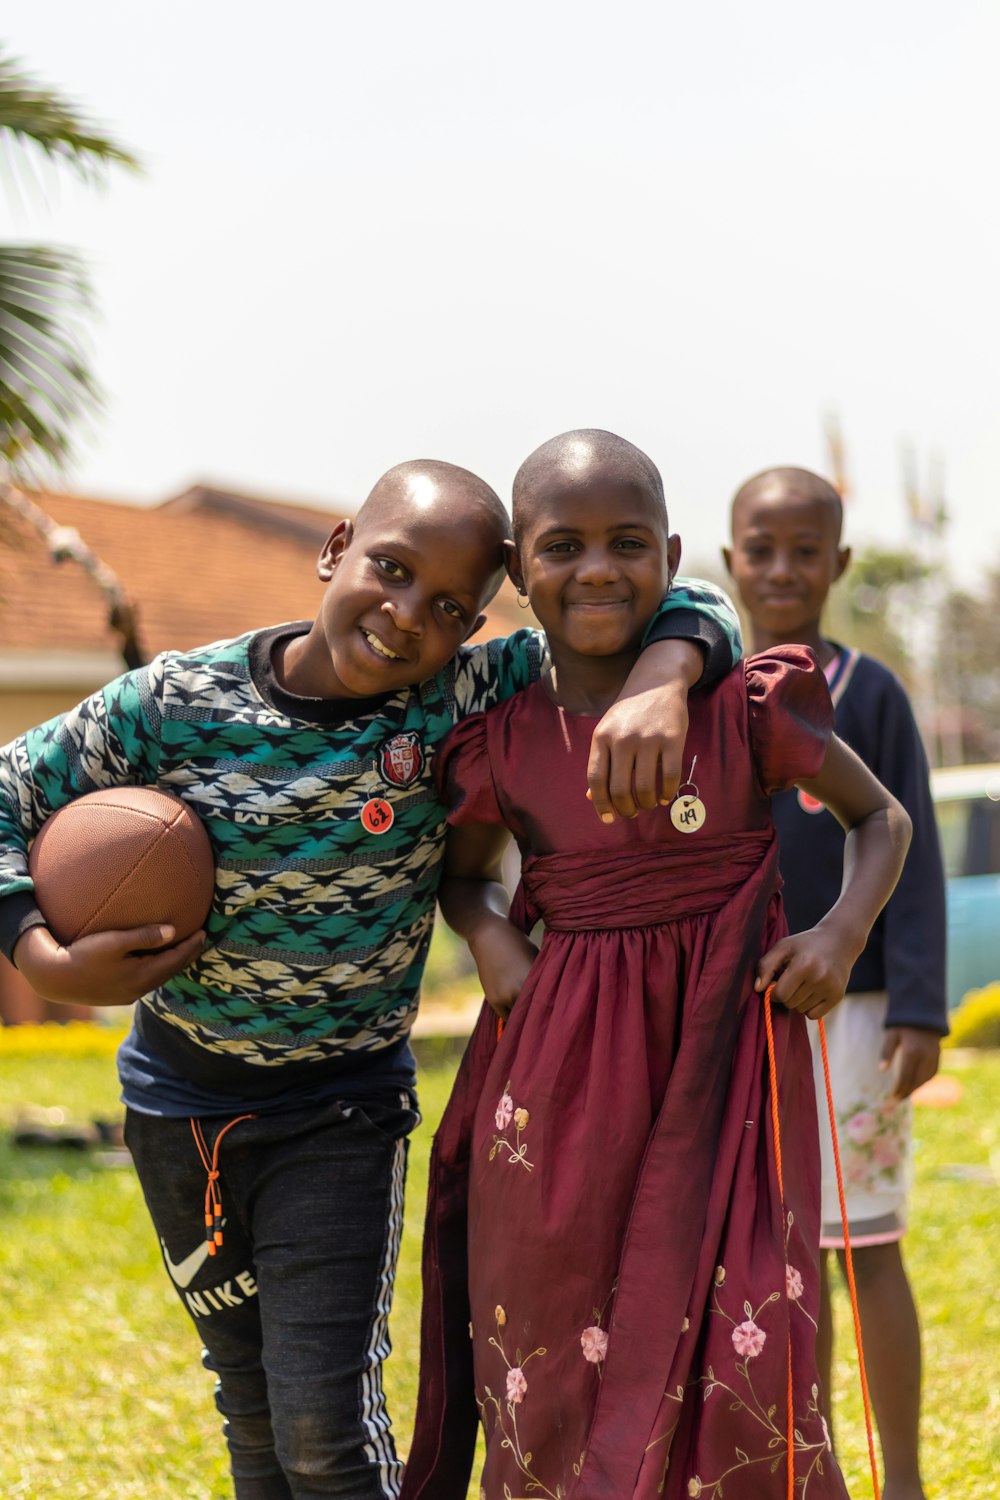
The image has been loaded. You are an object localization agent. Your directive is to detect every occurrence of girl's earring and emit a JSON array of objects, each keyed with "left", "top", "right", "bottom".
[{"left": 516, "top": 588, "right": 530, "bottom": 610}]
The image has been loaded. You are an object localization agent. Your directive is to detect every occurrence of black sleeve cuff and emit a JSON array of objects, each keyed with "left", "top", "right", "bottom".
[
  {"left": 643, "top": 609, "right": 731, "bottom": 689},
  {"left": 883, "top": 1006, "right": 950, "bottom": 1037},
  {"left": 0, "top": 892, "right": 48, "bottom": 965}
]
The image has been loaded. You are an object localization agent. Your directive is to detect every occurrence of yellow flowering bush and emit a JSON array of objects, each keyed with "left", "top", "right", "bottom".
[
  {"left": 0, "top": 1020, "right": 128, "bottom": 1058},
  {"left": 945, "top": 983, "right": 1000, "bottom": 1050}
]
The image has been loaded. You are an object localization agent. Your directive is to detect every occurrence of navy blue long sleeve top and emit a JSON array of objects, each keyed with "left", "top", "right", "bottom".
[{"left": 772, "top": 647, "right": 948, "bottom": 1034}]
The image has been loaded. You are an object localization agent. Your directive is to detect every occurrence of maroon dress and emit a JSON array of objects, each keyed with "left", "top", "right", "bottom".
[{"left": 403, "top": 651, "right": 849, "bottom": 1500}]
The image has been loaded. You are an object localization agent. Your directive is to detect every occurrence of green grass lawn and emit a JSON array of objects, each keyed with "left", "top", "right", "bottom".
[{"left": 1, "top": 1031, "right": 997, "bottom": 1498}]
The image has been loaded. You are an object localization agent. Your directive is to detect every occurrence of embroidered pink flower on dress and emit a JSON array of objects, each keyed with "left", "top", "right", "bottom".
[
  {"left": 580, "top": 1326, "right": 609, "bottom": 1363},
  {"left": 844, "top": 1151, "right": 869, "bottom": 1187},
  {"left": 872, "top": 1136, "right": 902, "bottom": 1170},
  {"left": 506, "top": 1366, "right": 527, "bottom": 1404},
  {"left": 845, "top": 1108, "right": 878, "bottom": 1145},
  {"left": 786, "top": 1264, "right": 804, "bottom": 1301},
  {"left": 495, "top": 1093, "right": 514, "bottom": 1131},
  {"left": 731, "top": 1319, "right": 767, "bottom": 1359},
  {"left": 821, "top": 1415, "right": 833, "bottom": 1452}
]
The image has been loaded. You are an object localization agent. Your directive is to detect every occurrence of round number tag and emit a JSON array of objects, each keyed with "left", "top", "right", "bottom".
[
  {"left": 670, "top": 794, "right": 706, "bottom": 834},
  {"left": 360, "top": 797, "right": 394, "bottom": 835}
]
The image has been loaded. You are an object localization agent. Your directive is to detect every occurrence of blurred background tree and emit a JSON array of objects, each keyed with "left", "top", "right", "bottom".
[
  {"left": 938, "top": 570, "right": 1000, "bottom": 764},
  {"left": 0, "top": 47, "right": 146, "bottom": 666},
  {"left": 839, "top": 545, "right": 928, "bottom": 684},
  {"left": 837, "top": 545, "right": 1000, "bottom": 767},
  {"left": 0, "top": 47, "right": 139, "bottom": 479}
]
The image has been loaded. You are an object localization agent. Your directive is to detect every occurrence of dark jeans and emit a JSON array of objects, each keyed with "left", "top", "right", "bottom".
[{"left": 125, "top": 1095, "right": 418, "bottom": 1500}]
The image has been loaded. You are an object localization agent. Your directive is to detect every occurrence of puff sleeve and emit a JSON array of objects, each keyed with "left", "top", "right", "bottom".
[
  {"left": 746, "top": 648, "right": 834, "bottom": 795},
  {"left": 434, "top": 713, "right": 505, "bottom": 826}
]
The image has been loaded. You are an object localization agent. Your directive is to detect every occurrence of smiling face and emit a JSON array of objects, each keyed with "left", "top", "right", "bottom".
[
  {"left": 509, "top": 475, "right": 678, "bottom": 660},
  {"left": 724, "top": 473, "right": 849, "bottom": 648},
  {"left": 308, "top": 465, "right": 507, "bottom": 698}
]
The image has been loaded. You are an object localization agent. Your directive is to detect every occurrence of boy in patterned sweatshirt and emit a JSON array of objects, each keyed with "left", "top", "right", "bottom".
[{"left": 0, "top": 458, "right": 741, "bottom": 1500}]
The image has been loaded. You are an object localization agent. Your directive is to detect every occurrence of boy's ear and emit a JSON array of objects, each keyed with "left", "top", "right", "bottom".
[
  {"left": 835, "top": 545, "right": 852, "bottom": 582},
  {"left": 667, "top": 533, "right": 682, "bottom": 585},
  {"left": 721, "top": 545, "right": 734, "bottom": 577},
  {"left": 463, "top": 613, "right": 488, "bottom": 644},
  {"left": 317, "top": 519, "right": 353, "bottom": 581}
]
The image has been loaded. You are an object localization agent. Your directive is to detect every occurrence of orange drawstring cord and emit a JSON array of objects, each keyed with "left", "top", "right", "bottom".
[
  {"left": 763, "top": 990, "right": 796, "bottom": 1500},
  {"left": 190, "top": 1115, "right": 255, "bottom": 1256},
  {"left": 818, "top": 1015, "right": 882, "bottom": 1499},
  {"left": 764, "top": 985, "right": 881, "bottom": 1500}
]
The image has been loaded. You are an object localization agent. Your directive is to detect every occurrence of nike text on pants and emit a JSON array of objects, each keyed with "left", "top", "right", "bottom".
[{"left": 125, "top": 1096, "right": 417, "bottom": 1500}]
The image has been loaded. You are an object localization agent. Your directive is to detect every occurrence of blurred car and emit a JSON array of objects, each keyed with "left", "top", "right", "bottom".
[{"left": 930, "top": 763, "right": 1000, "bottom": 1009}]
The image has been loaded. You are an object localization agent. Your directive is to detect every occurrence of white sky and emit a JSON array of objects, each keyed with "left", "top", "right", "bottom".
[{"left": 5, "top": 0, "right": 999, "bottom": 585}]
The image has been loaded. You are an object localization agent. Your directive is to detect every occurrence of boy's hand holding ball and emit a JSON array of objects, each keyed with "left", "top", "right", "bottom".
[{"left": 14, "top": 786, "right": 212, "bottom": 1005}]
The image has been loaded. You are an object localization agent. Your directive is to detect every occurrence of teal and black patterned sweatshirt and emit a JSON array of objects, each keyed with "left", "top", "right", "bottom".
[{"left": 0, "top": 585, "right": 741, "bottom": 1115}]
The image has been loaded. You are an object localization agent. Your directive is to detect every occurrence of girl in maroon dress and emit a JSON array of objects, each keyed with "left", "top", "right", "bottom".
[{"left": 402, "top": 431, "right": 910, "bottom": 1500}]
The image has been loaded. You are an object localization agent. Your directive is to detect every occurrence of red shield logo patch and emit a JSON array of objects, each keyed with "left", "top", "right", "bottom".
[{"left": 380, "top": 731, "right": 423, "bottom": 788}]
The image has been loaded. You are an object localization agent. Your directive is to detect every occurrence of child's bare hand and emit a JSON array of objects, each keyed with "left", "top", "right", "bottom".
[
  {"left": 879, "top": 1026, "right": 941, "bottom": 1101},
  {"left": 587, "top": 682, "right": 690, "bottom": 823},
  {"left": 13, "top": 924, "right": 206, "bottom": 1006},
  {"left": 468, "top": 914, "right": 539, "bottom": 1023},
  {"left": 755, "top": 928, "right": 857, "bottom": 1020}
]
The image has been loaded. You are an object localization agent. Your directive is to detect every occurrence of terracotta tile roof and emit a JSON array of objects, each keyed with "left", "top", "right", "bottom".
[{"left": 0, "top": 484, "right": 522, "bottom": 661}]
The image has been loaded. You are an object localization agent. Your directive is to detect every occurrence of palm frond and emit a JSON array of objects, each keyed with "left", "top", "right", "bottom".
[
  {"left": 0, "top": 51, "right": 140, "bottom": 478},
  {"left": 0, "top": 50, "right": 140, "bottom": 180},
  {"left": 0, "top": 243, "right": 101, "bottom": 472}
]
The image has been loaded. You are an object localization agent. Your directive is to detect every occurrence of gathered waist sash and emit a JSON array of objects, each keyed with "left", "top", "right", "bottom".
[{"left": 511, "top": 829, "right": 777, "bottom": 932}]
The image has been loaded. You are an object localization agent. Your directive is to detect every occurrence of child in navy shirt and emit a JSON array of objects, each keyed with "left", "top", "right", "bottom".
[{"left": 725, "top": 465, "right": 947, "bottom": 1500}]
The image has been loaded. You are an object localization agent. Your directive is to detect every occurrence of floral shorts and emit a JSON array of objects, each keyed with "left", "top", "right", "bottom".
[{"left": 809, "top": 992, "right": 912, "bottom": 1248}]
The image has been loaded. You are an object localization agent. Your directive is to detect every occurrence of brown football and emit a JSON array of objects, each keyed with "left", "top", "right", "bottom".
[{"left": 27, "top": 787, "right": 215, "bottom": 945}]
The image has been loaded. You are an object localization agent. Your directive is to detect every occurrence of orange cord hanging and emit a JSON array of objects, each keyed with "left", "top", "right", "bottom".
[
  {"left": 190, "top": 1114, "right": 255, "bottom": 1256},
  {"left": 763, "top": 984, "right": 881, "bottom": 1500},
  {"left": 817, "top": 1016, "right": 882, "bottom": 1498},
  {"left": 763, "top": 991, "right": 796, "bottom": 1500}
]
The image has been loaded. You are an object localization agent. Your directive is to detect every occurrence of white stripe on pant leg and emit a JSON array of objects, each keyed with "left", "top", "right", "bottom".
[
  {"left": 361, "top": 1132, "right": 407, "bottom": 1498},
  {"left": 363, "top": 1135, "right": 405, "bottom": 1495}
]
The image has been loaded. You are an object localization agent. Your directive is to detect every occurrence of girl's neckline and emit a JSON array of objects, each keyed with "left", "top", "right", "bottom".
[{"left": 534, "top": 676, "right": 609, "bottom": 723}]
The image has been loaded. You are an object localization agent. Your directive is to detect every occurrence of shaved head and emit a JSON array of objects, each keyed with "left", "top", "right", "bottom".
[
  {"left": 731, "top": 466, "right": 844, "bottom": 541},
  {"left": 512, "top": 429, "right": 667, "bottom": 543},
  {"left": 356, "top": 459, "right": 512, "bottom": 546},
  {"left": 350, "top": 459, "right": 512, "bottom": 606}
]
